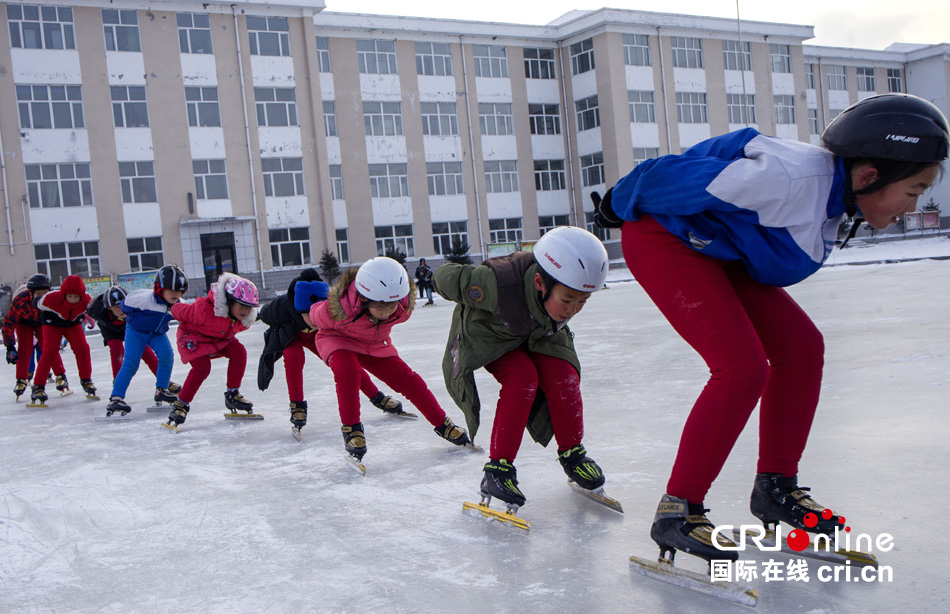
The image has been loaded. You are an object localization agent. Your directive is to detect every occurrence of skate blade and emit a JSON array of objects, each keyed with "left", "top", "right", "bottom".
[
  {"left": 161, "top": 422, "right": 180, "bottom": 433},
  {"left": 462, "top": 501, "right": 530, "bottom": 531},
  {"left": 463, "top": 441, "right": 484, "bottom": 453},
  {"left": 146, "top": 405, "right": 167, "bottom": 413},
  {"left": 85, "top": 394, "right": 100, "bottom": 401},
  {"left": 344, "top": 455, "right": 366, "bottom": 475},
  {"left": 58, "top": 389, "right": 73, "bottom": 397},
  {"left": 629, "top": 555, "right": 757, "bottom": 608},
  {"left": 223, "top": 412, "right": 264, "bottom": 421},
  {"left": 26, "top": 402, "right": 49, "bottom": 408},
  {"left": 568, "top": 481, "right": 624, "bottom": 514},
  {"left": 732, "top": 527, "right": 879, "bottom": 568},
  {"left": 292, "top": 426, "right": 302, "bottom": 442},
  {"left": 382, "top": 410, "right": 419, "bottom": 419},
  {"left": 94, "top": 413, "right": 135, "bottom": 422}
]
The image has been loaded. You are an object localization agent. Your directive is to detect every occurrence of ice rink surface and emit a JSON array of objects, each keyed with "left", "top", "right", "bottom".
[{"left": 2, "top": 237, "right": 949, "bottom": 614}]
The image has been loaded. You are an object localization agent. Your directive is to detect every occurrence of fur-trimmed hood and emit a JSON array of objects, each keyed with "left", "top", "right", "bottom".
[
  {"left": 325, "top": 267, "right": 416, "bottom": 323},
  {"left": 209, "top": 272, "right": 257, "bottom": 327}
]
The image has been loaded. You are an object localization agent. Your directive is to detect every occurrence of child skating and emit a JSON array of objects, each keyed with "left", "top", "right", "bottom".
[
  {"left": 3, "top": 274, "right": 66, "bottom": 401},
  {"left": 434, "top": 226, "right": 614, "bottom": 523},
  {"left": 165, "top": 273, "right": 259, "bottom": 432},
  {"left": 311, "top": 257, "right": 471, "bottom": 473}
]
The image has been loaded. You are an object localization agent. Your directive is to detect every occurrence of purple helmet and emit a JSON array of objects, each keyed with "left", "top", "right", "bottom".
[{"left": 224, "top": 277, "right": 259, "bottom": 307}]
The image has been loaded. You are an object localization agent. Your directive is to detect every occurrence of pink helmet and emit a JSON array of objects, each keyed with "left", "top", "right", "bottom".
[{"left": 224, "top": 277, "right": 259, "bottom": 307}]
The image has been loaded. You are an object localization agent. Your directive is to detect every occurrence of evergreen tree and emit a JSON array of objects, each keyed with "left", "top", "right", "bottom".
[
  {"left": 445, "top": 237, "right": 473, "bottom": 265},
  {"left": 384, "top": 247, "right": 408, "bottom": 266},
  {"left": 319, "top": 248, "right": 341, "bottom": 284}
]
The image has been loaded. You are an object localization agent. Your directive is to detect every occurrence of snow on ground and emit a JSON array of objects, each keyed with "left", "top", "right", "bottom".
[{"left": 2, "top": 235, "right": 949, "bottom": 614}]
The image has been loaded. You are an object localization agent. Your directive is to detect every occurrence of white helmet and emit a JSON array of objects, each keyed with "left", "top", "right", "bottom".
[
  {"left": 534, "top": 226, "right": 608, "bottom": 292},
  {"left": 355, "top": 257, "right": 410, "bottom": 301}
]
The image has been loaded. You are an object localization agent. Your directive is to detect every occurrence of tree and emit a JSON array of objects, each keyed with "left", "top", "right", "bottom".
[
  {"left": 319, "top": 248, "right": 341, "bottom": 284},
  {"left": 923, "top": 197, "right": 940, "bottom": 213},
  {"left": 384, "top": 247, "right": 407, "bottom": 266},
  {"left": 444, "top": 237, "right": 473, "bottom": 265}
]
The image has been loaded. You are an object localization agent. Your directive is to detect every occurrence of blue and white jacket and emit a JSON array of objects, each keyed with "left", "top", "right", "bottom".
[
  {"left": 121, "top": 289, "right": 175, "bottom": 336},
  {"left": 611, "top": 128, "right": 849, "bottom": 287}
]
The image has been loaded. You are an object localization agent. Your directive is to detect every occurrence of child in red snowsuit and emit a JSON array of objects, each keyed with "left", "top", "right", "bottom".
[{"left": 3, "top": 275, "right": 65, "bottom": 399}]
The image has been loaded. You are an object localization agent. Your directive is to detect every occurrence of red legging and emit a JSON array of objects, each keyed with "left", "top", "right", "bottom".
[
  {"left": 179, "top": 339, "right": 247, "bottom": 404},
  {"left": 15, "top": 323, "right": 65, "bottom": 379},
  {"left": 284, "top": 332, "right": 381, "bottom": 403},
  {"left": 33, "top": 324, "right": 92, "bottom": 385},
  {"left": 622, "top": 216, "right": 824, "bottom": 504},
  {"left": 484, "top": 346, "right": 584, "bottom": 461},
  {"left": 106, "top": 338, "right": 159, "bottom": 379},
  {"left": 327, "top": 350, "right": 446, "bottom": 426}
]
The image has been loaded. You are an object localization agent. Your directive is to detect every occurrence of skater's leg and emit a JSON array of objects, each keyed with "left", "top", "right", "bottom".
[
  {"left": 358, "top": 368, "right": 380, "bottom": 399},
  {"left": 62, "top": 324, "right": 92, "bottom": 379},
  {"left": 220, "top": 339, "right": 247, "bottom": 389},
  {"left": 532, "top": 352, "right": 584, "bottom": 451},
  {"left": 147, "top": 334, "right": 174, "bottom": 389},
  {"left": 111, "top": 329, "right": 147, "bottom": 398},
  {"left": 32, "top": 326, "right": 64, "bottom": 386},
  {"left": 33, "top": 325, "right": 65, "bottom": 377},
  {"left": 326, "top": 350, "right": 363, "bottom": 424},
  {"left": 106, "top": 339, "right": 125, "bottom": 379},
  {"left": 178, "top": 355, "right": 211, "bottom": 404},
  {"left": 14, "top": 324, "right": 35, "bottom": 379},
  {"left": 483, "top": 346, "right": 538, "bottom": 461},
  {"left": 356, "top": 354, "right": 448, "bottom": 427},
  {"left": 283, "top": 337, "right": 306, "bottom": 402},
  {"left": 141, "top": 344, "right": 160, "bottom": 377}
]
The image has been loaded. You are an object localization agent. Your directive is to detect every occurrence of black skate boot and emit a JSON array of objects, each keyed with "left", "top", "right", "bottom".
[
  {"left": 558, "top": 444, "right": 606, "bottom": 490},
  {"left": 81, "top": 378, "right": 98, "bottom": 400},
  {"left": 30, "top": 384, "right": 48, "bottom": 406},
  {"left": 224, "top": 389, "right": 254, "bottom": 413},
  {"left": 54, "top": 373, "right": 71, "bottom": 395},
  {"left": 480, "top": 459, "right": 526, "bottom": 509},
  {"left": 751, "top": 473, "right": 841, "bottom": 534},
  {"left": 105, "top": 396, "right": 131, "bottom": 416},
  {"left": 167, "top": 381, "right": 182, "bottom": 395},
  {"left": 649, "top": 494, "right": 738, "bottom": 564},
  {"left": 341, "top": 422, "right": 367, "bottom": 460},
  {"left": 434, "top": 417, "right": 471, "bottom": 447},
  {"left": 163, "top": 400, "right": 190, "bottom": 432},
  {"left": 370, "top": 391, "right": 403, "bottom": 414},
  {"left": 14, "top": 378, "right": 29, "bottom": 398},
  {"left": 290, "top": 400, "right": 308, "bottom": 441},
  {"left": 154, "top": 387, "right": 178, "bottom": 404}
]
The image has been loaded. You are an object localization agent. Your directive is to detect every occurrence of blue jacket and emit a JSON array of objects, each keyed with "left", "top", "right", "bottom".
[
  {"left": 121, "top": 289, "right": 175, "bottom": 336},
  {"left": 611, "top": 128, "right": 849, "bottom": 287}
]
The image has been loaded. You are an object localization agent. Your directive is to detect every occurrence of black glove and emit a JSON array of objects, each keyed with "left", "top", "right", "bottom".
[
  {"left": 5, "top": 347, "right": 18, "bottom": 364},
  {"left": 592, "top": 189, "right": 624, "bottom": 229}
]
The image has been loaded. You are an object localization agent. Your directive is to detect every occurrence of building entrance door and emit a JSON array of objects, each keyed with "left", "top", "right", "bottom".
[{"left": 200, "top": 232, "right": 236, "bottom": 291}]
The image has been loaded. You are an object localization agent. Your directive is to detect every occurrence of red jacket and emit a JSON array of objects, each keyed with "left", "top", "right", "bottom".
[
  {"left": 171, "top": 273, "right": 257, "bottom": 364},
  {"left": 3, "top": 290, "right": 42, "bottom": 347},
  {"left": 36, "top": 288, "right": 92, "bottom": 328}
]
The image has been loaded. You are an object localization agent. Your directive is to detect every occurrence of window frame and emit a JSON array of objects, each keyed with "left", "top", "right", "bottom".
[
  {"left": 363, "top": 101, "right": 404, "bottom": 137},
  {"left": 670, "top": 36, "right": 703, "bottom": 69},
  {"left": 570, "top": 38, "right": 595, "bottom": 75},
  {"left": 118, "top": 161, "right": 157, "bottom": 204},
  {"left": 357, "top": 39, "right": 397, "bottom": 75},
  {"left": 269, "top": 226, "right": 312, "bottom": 268},
  {"left": 575, "top": 95, "right": 600, "bottom": 131},
  {"left": 524, "top": 47, "right": 556, "bottom": 80},
  {"left": 25, "top": 162, "right": 93, "bottom": 208},
  {"left": 193, "top": 159, "right": 229, "bottom": 200},
  {"left": 177, "top": 12, "right": 213, "bottom": 55},
  {"left": 472, "top": 45, "right": 508, "bottom": 78},
  {"left": 623, "top": 34, "right": 651, "bottom": 67}
]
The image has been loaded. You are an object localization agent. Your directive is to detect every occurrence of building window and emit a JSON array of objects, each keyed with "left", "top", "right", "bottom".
[
  {"left": 357, "top": 39, "right": 397, "bottom": 75},
  {"left": 484, "top": 160, "right": 518, "bottom": 193},
  {"left": 726, "top": 93, "right": 756, "bottom": 124},
  {"left": 118, "top": 161, "right": 157, "bottom": 204},
  {"left": 628, "top": 91, "right": 656, "bottom": 123},
  {"left": 570, "top": 38, "right": 595, "bottom": 75},
  {"left": 829, "top": 108, "right": 844, "bottom": 120},
  {"left": 827, "top": 65, "right": 847, "bottom": 91},
  {"left": 193, "top": 159, "right": 228, "bottom": 200},
  {"left": 127, "top": 236, "right": 163, "bottom": 271},
  {"left": 177, "top": 13, "right": 212, "bottom": 54},
  {"left": 528, "top": 103, "right": 561, "bottom": 135},
  {"left": 807, "top": 108, "right": 819, "bottom": 135},
  {"left": 539, "top": 214, "right": 570, "bottom": 235},
  {"left": 575, "top": 95, "right": 600, "bottom": 131},
  {"left": 111, "top": 86, "right": 148, "bottom": 128},
  {"left": 25, "top": 162, "right": 92, "bottom": 208},
  {"left": 323, "top": 101, "right": 337, "bottom": 136},
  {"left": 262, "top": 158, "right": 304, "bottom": 197},
  {"left": 102, "top": 9, "right": 140, "bottom": 52},
  {"left": 534, "top": 160, "right": 566, "bottom": 191},
  {"left": 856, "top": 67, "right": 876, "bottom": 92},
  {"left": 246, "top": 16, "right": 289, "bottom": 57},
  {"left": 432, "top": 221, "right": 468, "bottom": 255},
  {"left": 580, "top": 152, "right": 604, "bottom": 187},
  {"left": 269, "top": 227, "right": 311, "bottom": 267},
  {"left": 887, "top": 68, "right": 903, "bottom": 93},
  {"left": 421, "top": 102, "right": 459, "bottom": 136},
  {"left": 676, "top": 92, "right": 708, "bottom": 123},
  {"left": 416, "top": 42, "right": 453, "bottom": 76},
  {"left": 769, "top": 44, "right": 791, "bottom": 73},
  {"left": 316, "top": 37, "right": 331, "bottom": 72},
  {"left": 585, "top": 211, "right": 608, "bottom": 241},
  {"left": 671, "top": 36, "right": 703, "bottom": 69},
  {"left": 329, "top": 165, "right": 344, "bottom": 200},
  {"left": 623, "top": 34, "right": 651, "bottom": 67},
  {"left": 426, "top": 162, "right": 464, "bottom": 196},
  {"left": 335, "top": 228, "right": 349, "bottom": 264},
  {"left": 488, "top": 218, "right": 522, "bottom": 243},
  {"left": 375, "top": 224, "right": 414, "bottom": 257},
  {"left": 35, "top": 241, "right": 100, "bottom": 284},
  {"left": 479, "top": 103, "right": 514, "bottom": 136},
  {"left": 774, "top": 95, "right": 796, "bottom": 124},
  {"left": 524, "top": 48, "right": 556, "bottom": 79},
  {"left": 255, "top": 87, "right": 297, "bottom": 127},
  {"left": 805, "top": 63, "right": 816, "bottom": 89},
  {"left": 369, "top": 163, "right": 410, "bottom": 198},
  {"left": 16, "top": 84, "right": 84, "bottom": 130},
  {"left": 363, "top": 101, "right": 404, "bottom": 137},
  {"left": 472, "top": 45, "right": 508, "bottom": 78},
  {"left": 633, "top": 147, "right": 660, "bottom": 166},
  {"left": 7, "top": 4, "right": 74, "bottom": 50},
  {"left": 722, "top": 40, "right": 752, "bottom": 71},
  {"left": 185, "top": 86, "right": 220, "bottom": 127}
]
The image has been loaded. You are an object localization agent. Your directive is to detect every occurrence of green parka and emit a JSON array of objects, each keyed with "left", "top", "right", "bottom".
[{"left": 434, "top": 251, "right": 580, "bottom": 447}]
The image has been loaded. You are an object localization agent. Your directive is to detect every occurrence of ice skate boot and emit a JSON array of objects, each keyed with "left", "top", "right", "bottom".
[
  {"left": 434, "top": 417, "right": 471, "bottom": 447},
  {"left": 54, "top": 373, "right": 72, "bottom": 396},
  {"left": 290, "top": 400, "right": 307, "bottom": 441},
  {"left": 154, "top": 387, "right": 178, "bottom": 404},
  {"left": 163, "top": 400, "right": 189, "bottom": 432},
  {"left": 558, "top": 444, "right": 606, "bottom": 490},
  {"left": 750, "top": 473, "right": 841, "bottom": 534},
  {"left": 100, "top": 396, "right": 132, "bottom": 419},
  {"left": 480, "top": 459, "right": 526, "bottom": 509},
  {"left": 13, "top": 378, "right": 29, "bottom": 399},
  {"left": 371, "top": 391, "right": 403, "bottom": 413},
  {"left": 167, "top": 381, "right": 182, "bottom": 395},
  {"left": 649, "top": 494, "right": 738, "bottom": 564},
  {"left": 28, "top": 384, "right": 49, "bottom": 408},
  {"left": 80, "top": 378, "right": 99, "bottom": 400},
  {"left": 224, "top": 389, "right": 254, "bottom": 413},
  {"left": 341, "top": 422, "right": 367, "bottom": 473}
]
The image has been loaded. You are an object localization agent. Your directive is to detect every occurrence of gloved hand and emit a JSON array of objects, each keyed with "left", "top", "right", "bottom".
[
  {"left": 591, "top": 189, "right": 624, "bottom": 229},
  {"left": 5, "top": 347, "right": 17, "bottom": 364}
]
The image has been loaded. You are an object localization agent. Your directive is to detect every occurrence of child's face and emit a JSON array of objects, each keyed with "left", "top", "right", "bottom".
[
  {"left": 533, "top": 273, "right": 591, "bottom": 323},
  {"left": 300, "top": 312, "right": 315, "bottom": 328},
  {"left": 230, "top": 302, "right": 253, "bottom": 320},
  {"left": 65, "top": 293, "right": 81, "bottom": 304},
  {"left": 854, "top": 165, "right": 940, "bottom": 229},
  {"left": 366, "top": 300, "right": 398, "bottom": 321},
  {"left": 161, "top": 289, "right": 183, "bottom": 304},
  {"left": 32, "top": 288, "right": 49, "bottom": 299},
  {"left": 108, "top": 304, "right": 124, "bottom": 318}
]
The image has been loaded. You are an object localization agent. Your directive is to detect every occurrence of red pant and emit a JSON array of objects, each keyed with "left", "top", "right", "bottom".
[
  {"left": 484, "top": 346, "right": 584, "bottom": 461},
  {"left": 33, "top": 324, "right": 92, "bottom": 385},
  {"left": 15, "top": 323, "right": 64, "bottom": 379},
  {"left": 107, "top": 338, "right": 158, "bottom": 379},
  {"left": 327, "top": 350, "right": 446, "bottom": 426},
  {"left": 284, "top": 332, "right": 380, "bottom": 403},
  {"left": 622, "top": 217, "right": 823, "bottom": 504},
  {"left": 179, "top": 339, "right": 247, "bottom": 404}
]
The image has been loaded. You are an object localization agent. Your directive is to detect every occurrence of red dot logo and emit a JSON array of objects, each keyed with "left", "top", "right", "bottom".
[
  {"left": 803, "top": 513, "right": 818, "bottom": 528},
  {"left": 786, "top": 529, "right": 810, "bottom": 552},
  {"left": 822, "top": 509, "right": 834, "bottom": 520}
]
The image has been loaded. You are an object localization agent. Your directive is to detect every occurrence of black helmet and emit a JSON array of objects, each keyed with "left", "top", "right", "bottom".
[
  {"left": 103, "top": 285, "right": 129, "bottom": 308},
  {"left": 154, "top": 265, "right": 189, "bottom": 293},
  {"left": 26, "top": 274, "right": 51, "bottom": 291},
  {"left": 821, "top": 93, "right": 949, "bottom": 163}
]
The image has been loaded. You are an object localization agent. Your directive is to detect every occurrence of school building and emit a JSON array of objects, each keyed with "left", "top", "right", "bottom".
[{"left": 1, "top": 0, "right": 948, "bottom": 297}]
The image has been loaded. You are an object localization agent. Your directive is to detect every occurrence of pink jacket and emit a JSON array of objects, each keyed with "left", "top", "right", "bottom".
[
  {"left": 171, "top": 273, "right": 257, "bottom": 364},
  {"left": 311, "top": 268, "right": 416, "bottom": 361}
]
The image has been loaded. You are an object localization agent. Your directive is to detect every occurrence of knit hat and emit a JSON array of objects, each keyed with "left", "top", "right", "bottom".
[
  {"left": 293, "top": 280, "right": 330, "bottom": 312},
  {"left": 60, "top": 275, "right": 86, "bottom": 295}
]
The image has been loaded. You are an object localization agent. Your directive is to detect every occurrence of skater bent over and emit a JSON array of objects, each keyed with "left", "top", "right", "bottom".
[
  {"left": 435, "top": 226, "right": 611, "bottom": 511},
  {"left": 3, "top": 274, "right": 65, "bottom": 399},
  {"left": 593, "top": 93, "right": 948, "bottom": 562}
]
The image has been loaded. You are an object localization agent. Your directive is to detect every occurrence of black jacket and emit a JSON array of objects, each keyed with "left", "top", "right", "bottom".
[
  {"left": 88, "top": 294, "right": 127, "bottom": 345},
  {"left": 257, "top": 270, "right": 321, "bottom": 391}
]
